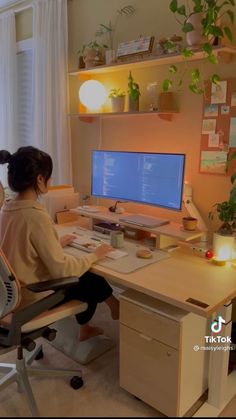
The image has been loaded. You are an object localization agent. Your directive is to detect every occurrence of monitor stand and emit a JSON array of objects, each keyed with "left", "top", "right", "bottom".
[{"left": 119, "top": 214, "right": 169, "bottom": 228}]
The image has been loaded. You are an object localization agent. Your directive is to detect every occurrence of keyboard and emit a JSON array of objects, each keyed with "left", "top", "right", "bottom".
[{"left": 119, "top": 214, "right": 169, "bottom": 228}]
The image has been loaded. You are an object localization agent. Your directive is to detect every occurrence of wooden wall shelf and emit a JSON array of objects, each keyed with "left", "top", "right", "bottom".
[
  {"left": 68, "top": 110, "right": 179, "bottom": 123},
  {"left": 69, "top": 46, "right": 236, "bottom": 76}
]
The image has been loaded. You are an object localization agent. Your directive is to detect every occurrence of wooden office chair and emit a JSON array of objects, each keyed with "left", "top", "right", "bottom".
[{"left": 0, "top": 248, "right": 88, "bottom": 417}]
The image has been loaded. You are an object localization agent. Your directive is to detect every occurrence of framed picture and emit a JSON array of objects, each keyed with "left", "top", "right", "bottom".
[{"left": 117, "top": 36, "right": 154, "bottom": 59}]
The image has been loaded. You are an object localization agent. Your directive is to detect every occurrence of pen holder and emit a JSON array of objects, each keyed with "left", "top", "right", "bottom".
[{"left": 110, "top": 231, "right": 124, "bottom": 248}]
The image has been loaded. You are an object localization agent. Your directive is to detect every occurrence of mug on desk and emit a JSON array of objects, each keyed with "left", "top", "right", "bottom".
[{"left": 110, "top": 231, "right": 124, "bottom": 248}]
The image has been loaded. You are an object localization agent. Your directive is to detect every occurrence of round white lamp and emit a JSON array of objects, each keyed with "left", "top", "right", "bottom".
[{"left": 79, "top": 80, "right": 107, "bottom": 112}]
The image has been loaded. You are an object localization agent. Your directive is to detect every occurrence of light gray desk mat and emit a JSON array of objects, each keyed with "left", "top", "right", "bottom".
[{"left": 59, "top": 226, "right": 170, "bottom": 273}]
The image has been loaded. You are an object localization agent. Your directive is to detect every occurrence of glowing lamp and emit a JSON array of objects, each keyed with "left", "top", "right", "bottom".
[
  {"left": 79, "top": 80, "right": 107, "bottom": 112},
  {"left": 213, "top": 233, "right": 235, "bottom": 262}
]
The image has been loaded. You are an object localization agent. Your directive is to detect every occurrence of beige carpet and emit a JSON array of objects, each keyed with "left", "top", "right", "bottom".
[{"left": 0, "top": 287, "right": 236, "bottom": 417}]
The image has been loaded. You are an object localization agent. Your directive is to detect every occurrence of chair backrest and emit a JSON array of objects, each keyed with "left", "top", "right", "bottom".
[{"left": 0, "top": 248, "right": 21, "bottom": 318}]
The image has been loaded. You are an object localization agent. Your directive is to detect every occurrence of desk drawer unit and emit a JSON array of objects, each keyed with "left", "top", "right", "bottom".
[{"left": 119, "top": 290, "right": 209, "bottom": 417}]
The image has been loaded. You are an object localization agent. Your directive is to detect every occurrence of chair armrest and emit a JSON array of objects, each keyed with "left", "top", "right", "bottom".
[{"left": 26, "top": 276, "right": 79, "bottom": 293}]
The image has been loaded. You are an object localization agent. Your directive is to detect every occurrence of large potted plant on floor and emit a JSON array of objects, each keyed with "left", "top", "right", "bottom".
[
  {"left": 163, "top": 0, "right": 235, "bottom": 94},
  {"left": 209, "top": 153, "right": 236, "bottom": 260}
]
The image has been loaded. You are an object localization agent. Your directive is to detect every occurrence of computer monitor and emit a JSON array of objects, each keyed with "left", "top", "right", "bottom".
[{"left": 91, "top": 150, "right": 185, "bottom": 211}]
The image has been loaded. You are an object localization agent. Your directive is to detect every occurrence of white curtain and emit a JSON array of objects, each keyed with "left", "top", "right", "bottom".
[
  {"left": 33, "top": 0, "right": 72, "bottom": 184},
  {"left": 0, "top": 11, "right": 18, "bottom": 186}
]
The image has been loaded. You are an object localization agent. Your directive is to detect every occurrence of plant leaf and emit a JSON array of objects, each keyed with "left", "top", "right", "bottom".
[
  {"left": 228, "top": 0, "right": 235, "bottom": 6},
  {"left": 231, "top": 173, "right": 236, "bottom": 184},
  {"left": 203, "top": 42, "right": 212, "bottom": 55},
  {"left": 224, "top": 26, "right": 233, "bottom": 42},
  {"left": 210, "top": 26, "right": 224, "bottom": 38},
  {"left": 207, "top": 54, "right": 218, "bottom": 64},
  {"left": 182, "top": 47, "right": 194, "bottom": 57},
  {"left": 162, "top": 79, "right": 172, "bottom": 92},
  {"left": 169, "top": 0, "right": 178, "bottom": 13},
  {"left": 210, "top": 74, "right": 221, "bottom": 85},
  {"left": 169, "top": 64, "right": 177, "bottom": 74},
  {"left": 177, "top": 5, "right": 186, "bottom": 16},
  {"left": 182, "top": 22, "right": 194, "bottom": 32},
  {"left": 189, "top": 84, "right": 203, "bottom": 94},
  {"left": 191, "top": 69, "right": 200, "bottom": 83}
]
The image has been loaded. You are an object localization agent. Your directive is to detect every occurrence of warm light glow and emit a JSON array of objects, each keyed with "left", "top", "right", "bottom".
[
  {"left": 79, "top": 80, "right": 107, "bottom": 111},
  {"left": 213, "top": 233, "right": 235, "bottom": 261}
]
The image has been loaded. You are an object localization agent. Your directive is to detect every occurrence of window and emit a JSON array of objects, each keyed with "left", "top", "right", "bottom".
[{"left": 16, "top": 39, "right": 33, "bottom": 147}]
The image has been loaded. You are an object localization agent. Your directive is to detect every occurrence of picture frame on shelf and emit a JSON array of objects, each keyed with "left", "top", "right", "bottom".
[{"left": 116, "top": 36, "right": 154, "bottom": 62}]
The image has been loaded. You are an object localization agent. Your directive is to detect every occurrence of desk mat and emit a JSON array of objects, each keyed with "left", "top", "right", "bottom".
[
  {"left": 58, "top": 226, "right": 170, "bottom": 274},
  {"left": 97, "top": 242, "right": 170, "bottom": 273}
]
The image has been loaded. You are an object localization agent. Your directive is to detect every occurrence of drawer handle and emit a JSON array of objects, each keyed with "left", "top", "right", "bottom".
[{"left": 139, "top": 333, "right": 153, "bottom": 342}]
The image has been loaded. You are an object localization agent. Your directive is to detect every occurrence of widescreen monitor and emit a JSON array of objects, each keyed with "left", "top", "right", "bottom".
[{"left": 91, "top": 150, "right": 185, "bottom": 211}]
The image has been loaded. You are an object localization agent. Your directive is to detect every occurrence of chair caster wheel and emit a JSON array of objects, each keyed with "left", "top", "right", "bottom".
[
  {"left": 70, "top": 376, "right": 84, "bottom": 389},
  {"left": 35, "top": 349, "right": 44, "bottom": 360}
]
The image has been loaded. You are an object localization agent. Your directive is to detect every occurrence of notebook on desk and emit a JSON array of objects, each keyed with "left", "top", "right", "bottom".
[{"left": 119, "top": 214, "right": 169, "bottom": 228}]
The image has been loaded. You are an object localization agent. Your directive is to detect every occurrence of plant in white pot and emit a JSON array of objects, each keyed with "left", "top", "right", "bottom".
[
  {"left": 109, "top": 88, "right": 126, "bottom": 113},
  {"left": 162, "top": 0, "right": 235, "bottom": 94},
  {"left": 209, "top": 153, "right": 236, "bottom": 260},
  {"left": 95, "top": 5, "right": 136, "bottom": 65}
]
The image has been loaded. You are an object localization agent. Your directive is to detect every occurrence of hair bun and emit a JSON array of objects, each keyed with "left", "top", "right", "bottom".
[{"left": 0, "top": 150, "right": 12, "bottom": 164}]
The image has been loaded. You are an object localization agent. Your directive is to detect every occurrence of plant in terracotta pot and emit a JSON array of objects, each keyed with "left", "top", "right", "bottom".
[
  {"left": 162, "top": 0, "right": 235, "bottom": 94},
  {"left": 127, "top": 71, "right": 141, "bottom": 112},
  {"left": 95, "top": 5, "right": 136, "bottom": 65},
  {"left": 109, "top": 88, "right": 126, "bottom": 112},
  {"left": 82, "top": 41, "right": 108, "bottom": 68}
]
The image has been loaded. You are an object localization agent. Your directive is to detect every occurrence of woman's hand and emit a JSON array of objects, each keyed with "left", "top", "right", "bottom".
[
  {"left": 60, "top": 234, "right": 76, "bottom": 248},
  {"left": 94, "top": 243, "right": 113, "bottom": 260}
]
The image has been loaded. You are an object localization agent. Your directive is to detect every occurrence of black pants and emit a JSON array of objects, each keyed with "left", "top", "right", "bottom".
[{"left": 62, "top": 272, "right": 113, "bottom": 325}]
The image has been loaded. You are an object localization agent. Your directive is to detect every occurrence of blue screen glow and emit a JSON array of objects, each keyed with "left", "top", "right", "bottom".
[{"left": 91, "top": 150, "right": 185, "bottom": 211}]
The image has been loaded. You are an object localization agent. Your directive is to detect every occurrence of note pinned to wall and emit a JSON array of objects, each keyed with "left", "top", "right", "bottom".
[
  {"left": 204, "top": 104, "right": 218, "bottom": 117},
  {"left": 200, "top": 151, "right": 227, "bottom": 174},
  {"left": 231, "top": 92, "right": 236, "bottom": 107},
  {"left": 202, "top": 119, "right": 216, "bottom": 134},
  {"left": 211, "top": 81, "right": 227, "bottom": 104},
  {"left": 208, "top": 133, "right": 220, "bottom": 148}
]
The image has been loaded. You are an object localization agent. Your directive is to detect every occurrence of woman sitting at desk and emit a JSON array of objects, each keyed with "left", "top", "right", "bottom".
[{"left": 0, "top": 146, "right": 119, "bottom": 341}]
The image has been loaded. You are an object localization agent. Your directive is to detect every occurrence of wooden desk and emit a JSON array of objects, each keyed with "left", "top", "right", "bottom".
[{"left": 58, "top": 222, "right": 236, "bottom": 417}]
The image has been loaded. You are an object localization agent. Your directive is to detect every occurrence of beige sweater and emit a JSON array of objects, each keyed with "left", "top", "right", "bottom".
[{"left": 0, "top": 200, "right": 98, "bottom": 307}]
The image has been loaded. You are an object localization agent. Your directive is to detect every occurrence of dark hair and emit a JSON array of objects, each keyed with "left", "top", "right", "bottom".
[{"left": 0, "top": 146, "right": 53, "bottom": 193}]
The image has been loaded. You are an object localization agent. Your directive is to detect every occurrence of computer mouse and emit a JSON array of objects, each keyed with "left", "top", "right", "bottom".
[{"left": 136, "top": 249, "right": 153, "bottom": 259}]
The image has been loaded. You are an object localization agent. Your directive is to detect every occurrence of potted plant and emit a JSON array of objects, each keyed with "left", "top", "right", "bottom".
[
  {"left": 208, "top": 152, "right": 236, "bottom": 260},
  {"left": 77, "top": 44, "right": 86, "bottom": 69},
  {"left": 209, "top": 153, "right": 236, "bottom": 235},
  {"left": 95, "top": 5, "right": 136, "bottom": 65},
  {"left": 82, "top": 41, "right": 108, "bottom": 68},
  {"left": 128, "top": 71, "right": 141, "bottom": 112},
  {"left": 109, "top": 88, "right": 126, "bottom": 112},
  {"left": 162, "top": 0, "right": 235, "bottom": 94}
]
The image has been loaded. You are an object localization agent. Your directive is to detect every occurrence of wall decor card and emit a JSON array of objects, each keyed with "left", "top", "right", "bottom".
[
  {"left": 204, "top": 104, "right": 218, "bottom": 117},
  {"left": 200, "top": 151, "right": 227, "bottom": 174},
  {"left": 221, "top": 105, "right": 230, "bottom": 115},
  {"left": 211, "top": 80, "right": 227, "bottom": 104},
  {"left": 229, "top": 117, "right": 236, "bottom": 147},
  {"left": 231, "top": 92, "right": 236, "bottom": 106},
  {"left": 208, "top": 133, "right": 220, "bottom": 148},
  {"left": 202, "top": 119, "right": 216, "bottom": 134}
]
